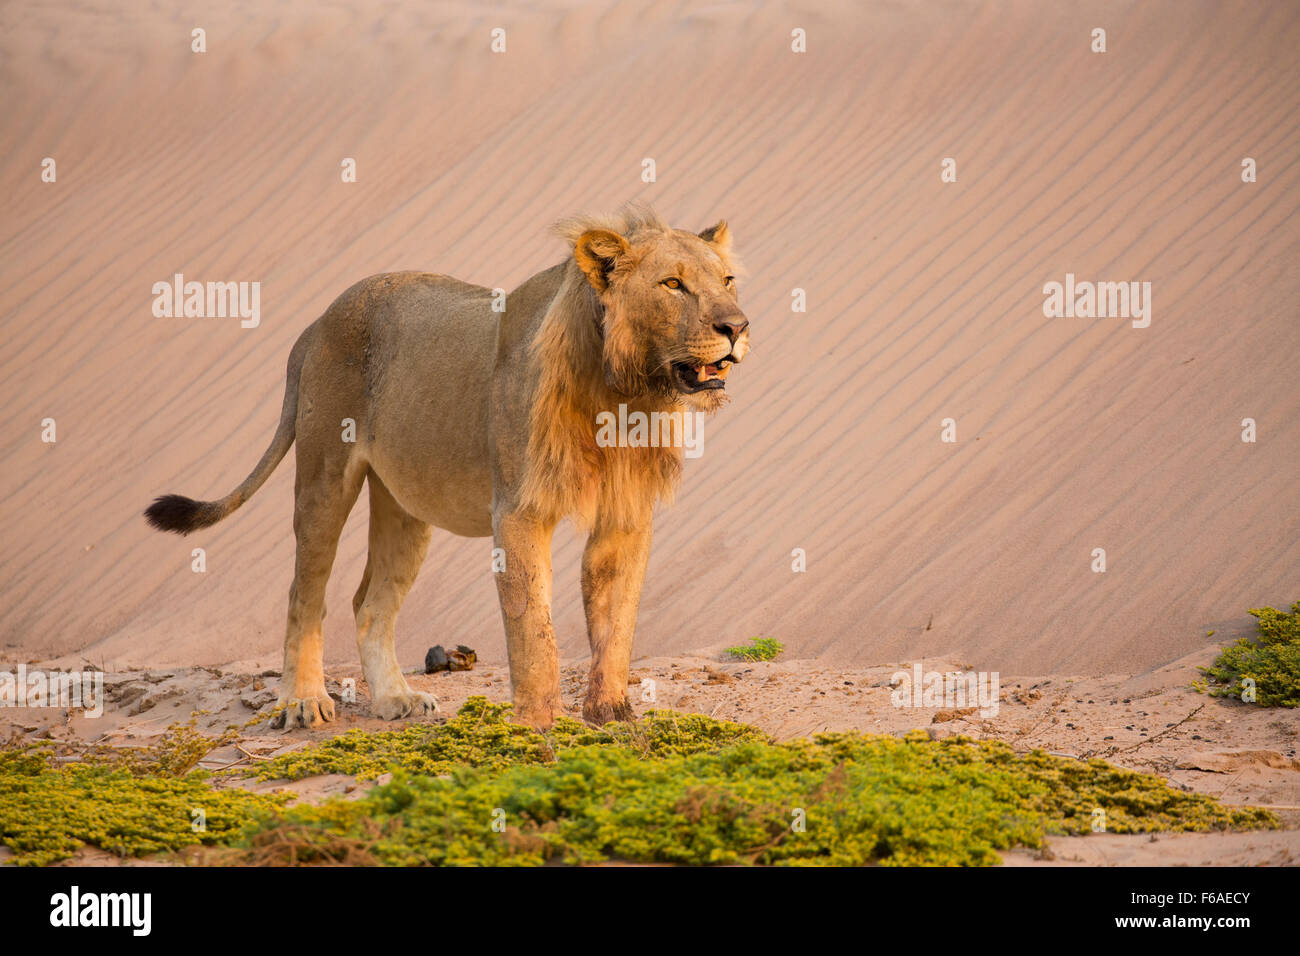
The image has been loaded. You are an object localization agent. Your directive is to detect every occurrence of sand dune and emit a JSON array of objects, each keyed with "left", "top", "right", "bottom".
[{"left": 1, "top": 0, "right": 1297, "bottom": 680}]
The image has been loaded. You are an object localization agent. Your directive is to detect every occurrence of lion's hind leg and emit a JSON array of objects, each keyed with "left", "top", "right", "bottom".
[
  {"left": 272, "top": 450, "right": 366, "bottom": 730},
  {"left": 354, "top": 472, "right": 438, "bottom": 721}
]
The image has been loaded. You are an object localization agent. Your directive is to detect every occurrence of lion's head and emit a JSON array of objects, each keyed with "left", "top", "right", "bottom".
[{"left": 560, "top": 207, "right": 750, "bottom": 414}]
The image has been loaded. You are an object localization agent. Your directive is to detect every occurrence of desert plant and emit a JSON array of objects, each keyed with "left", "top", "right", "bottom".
[
  {"left": 725, "top": 637, "right": 783, "bottom": 662},
  {"left": 1199, "top": 602, "right": 1300, "bottom": 707}
]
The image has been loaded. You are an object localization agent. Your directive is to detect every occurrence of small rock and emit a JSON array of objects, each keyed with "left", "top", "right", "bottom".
[
  {"left": 114, "top": 683, "right": 149, "bottom": 705},
  {"left": 425, "top": 645, "right": 477, "bottom": 673},
  {"left": 240, "top": 688, "right": 277, "bottom": 711},
  {"left": 424, "top": 646, "right": 449, "bottom": 672},
  {"left": 932, "top": 707, "right": 975, "bottom": 724}
]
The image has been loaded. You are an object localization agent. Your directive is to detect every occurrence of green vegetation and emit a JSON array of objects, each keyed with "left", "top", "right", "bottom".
[
  {"left": 724, "top": 637, "right": 783, "bottom": 662},
  {"left": 0, "top": 698, "right": 1276, "bottom": 867},
  {"left": 0, "top": 744, "right": 286, "bottom": 866},
  {"left": 249, "top": 697, "right": 767, "bottom": 782},
  {"left": 229, "top": 729, "right": 1272, "bottom": 867},
  {"left": 79, "top": 719, "right": 243, "bottom": 776},
  {"left": 1198, "top": 602, "right": 1300, "bottom": 707}
]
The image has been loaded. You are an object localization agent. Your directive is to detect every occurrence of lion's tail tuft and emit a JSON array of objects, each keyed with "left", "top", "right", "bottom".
[{"left": 144, "top": 494, "right": 227, "bottom": 535}]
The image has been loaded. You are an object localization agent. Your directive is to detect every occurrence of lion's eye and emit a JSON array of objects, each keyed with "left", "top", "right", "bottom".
[
  {"left": 723, "top": 275, "right": 736, "bottom": 289},
  {"left": 662, "top": 277, "right": 682, "bottom": 290}
]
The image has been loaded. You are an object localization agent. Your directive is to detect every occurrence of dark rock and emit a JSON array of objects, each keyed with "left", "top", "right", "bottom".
[
  {"left": 424, "top": 646, "right": 449, "bottom": 672},
  {"left": 425, "top": 644, "right": 478, "bottom": 673}
]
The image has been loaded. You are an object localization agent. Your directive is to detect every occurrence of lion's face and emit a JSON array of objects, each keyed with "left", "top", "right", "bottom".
[{"left": 574, "top": 221, "right": 750, "bottom": 413}]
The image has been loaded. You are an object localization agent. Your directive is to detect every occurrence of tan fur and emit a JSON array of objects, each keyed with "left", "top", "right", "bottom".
[{"left": 145, "top": 205, "right": 750, "bottom": 728}]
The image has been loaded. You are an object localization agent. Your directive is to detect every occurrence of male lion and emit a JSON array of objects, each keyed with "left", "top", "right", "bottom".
[{"left": 144, "top": 206, "right": 750, "bottom": 729}]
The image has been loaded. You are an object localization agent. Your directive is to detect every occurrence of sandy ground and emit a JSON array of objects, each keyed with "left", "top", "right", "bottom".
[
  {"left": 3, "top": 643, "right": 1298, "bottom": 865},
  {"left": 1, "top": 0, "right": 1298, "bottom": 865}
]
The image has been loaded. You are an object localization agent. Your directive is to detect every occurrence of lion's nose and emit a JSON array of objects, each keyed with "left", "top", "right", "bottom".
[{"left": 713, "top": 315, "right": 749, "bottom": 342}]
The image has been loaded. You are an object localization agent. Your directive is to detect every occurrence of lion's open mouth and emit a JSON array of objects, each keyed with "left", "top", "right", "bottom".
[{"left": 672, "top": 357, "right": 735, "bottom": 393}]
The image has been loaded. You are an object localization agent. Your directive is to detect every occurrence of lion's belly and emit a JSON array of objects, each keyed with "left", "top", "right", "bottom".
[
  {"left": 370, "top": 445, "right": 494, "bottom": 538},
  {"left": 367, "top": 411, "right": 494, "bottom": 536}
]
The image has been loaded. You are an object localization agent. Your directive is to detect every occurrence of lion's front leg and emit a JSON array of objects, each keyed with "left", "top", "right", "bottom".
[
  {"left": 580, "top": 516, "right": 652, "bottom": 726},
  {"left": 492, "top": 511, "right": 562, "bottom": 729}
]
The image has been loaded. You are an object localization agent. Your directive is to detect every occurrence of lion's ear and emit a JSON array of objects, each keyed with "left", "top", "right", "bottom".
[
  {"left": 698, "top": 220, "right": 732, "bottom": 254},
  {"left": 574, "top": 229, "right": 630, "bottom": 292}
]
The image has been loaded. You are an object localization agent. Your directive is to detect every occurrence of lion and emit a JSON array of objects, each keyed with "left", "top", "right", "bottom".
[{"left": 144, "top": 205, "right": 750, "bottom": 729}]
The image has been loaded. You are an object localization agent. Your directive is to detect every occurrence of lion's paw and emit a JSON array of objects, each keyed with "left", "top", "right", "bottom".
[
  {"left": 513, "top": 695, "right": 562, "bottom": 730},
  {"left": 582, "top": 696, "right": 633, "bottom": 727},
  {"left": 372, "top": 690, "right": 439, "bottom": 721},
  {"left": 270, "top": 694, "right": 336, "bottom": 729}
]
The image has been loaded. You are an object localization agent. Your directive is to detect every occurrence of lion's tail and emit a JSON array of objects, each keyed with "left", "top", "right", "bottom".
[{"left": 144, "top": 330, "right": 310, "bottom": 536}]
